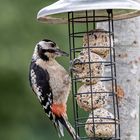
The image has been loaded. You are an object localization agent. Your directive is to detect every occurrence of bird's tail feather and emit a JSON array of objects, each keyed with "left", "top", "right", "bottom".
[
  {"left": 55, "top": 116, "right": 81, "bottom": 140},
  {"left": 53, "top": 120, "right": 64, "bottom": 138}
]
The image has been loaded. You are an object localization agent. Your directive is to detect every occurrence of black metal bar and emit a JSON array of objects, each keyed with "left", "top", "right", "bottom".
[
  {"left": 69, "top": 15, "right": 109, "bottom": 20},
  {"left": 75, "top": 91, "right": 114, "bottom": 96},
  {"left": 70, "top": 31, "right": 113, "bottom": 38},
  {"left": 69, "top": 15, "right": 110, "bottom": 23},
  {"left": 85, "top": 10, "right": 96, "bottom": 137},
  {"left": 107, "top": 9, "right": 119, "bottom": 138},
  {"left": 70, "top": 60, "right": 115, "bottom": 64},
  {"left": 72, "top": 76, "right": 116, "bottom": 80},
  {"left": 92, "top": 10, "right": 96, "bottom": 29},
  {"left": 71, "top": 11, "right": 81, "bottom": 137},
  {"left": 68, "top": 12, "right": 79, "bottom": 139},
  {"left": 110, "top": 10, "right": 121, "bottom": 138},
  {"left": 70, "top": 47, "right": 114, "bottom": 52}
]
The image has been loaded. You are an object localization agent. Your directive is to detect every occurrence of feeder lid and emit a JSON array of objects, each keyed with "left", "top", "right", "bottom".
[{"left": 37, "top": 0, "right": 140, "bottom": 24}]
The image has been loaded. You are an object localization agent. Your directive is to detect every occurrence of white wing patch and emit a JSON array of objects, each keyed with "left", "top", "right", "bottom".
[
  {"left": 43, "top": 102, "right": 50, "bottom": 109},
  {"left": 30, "top": 69, "right": 42, "bottom": 101}
]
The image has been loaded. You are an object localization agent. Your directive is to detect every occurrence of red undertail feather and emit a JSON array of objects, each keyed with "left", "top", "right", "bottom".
[
  {"left": 51, "top": 103, "right": 81, "bottom": 140},
  {"left": 51, "top": 103, "right": 66, "bottom": 117}
]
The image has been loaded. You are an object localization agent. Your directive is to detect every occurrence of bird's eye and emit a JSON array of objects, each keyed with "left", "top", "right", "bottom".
[
  {"left": 46, "top": 49, "right": 55, "bottom": 53},
  {"left": 50, "top": 43, "right": 55, "bottom": 48},
  {"left": 42, "top": 49, "right": 47, "bottom": 53}
]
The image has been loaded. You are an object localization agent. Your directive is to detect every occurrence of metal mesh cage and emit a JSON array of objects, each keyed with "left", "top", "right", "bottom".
[{"left": 68, "top": 10, "right": 120, "bottom": 140}]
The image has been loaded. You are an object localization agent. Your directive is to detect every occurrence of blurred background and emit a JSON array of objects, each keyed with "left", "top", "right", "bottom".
[
  {"left": 0, "top": 0, "right": 74, "bottom": 140},
  {"left": 0, "top": 0, "right": 139, "bottom": 140}
]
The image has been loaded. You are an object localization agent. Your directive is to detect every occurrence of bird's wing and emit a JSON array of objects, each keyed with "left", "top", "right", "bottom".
[
  {"left": 29, "top": 61, "right": 54, "bottom": 120},
  {"left": 29, "top": 61, "right": 66, "bottom": 137}
]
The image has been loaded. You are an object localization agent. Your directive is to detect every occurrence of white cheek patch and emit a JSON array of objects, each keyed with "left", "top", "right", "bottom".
[{"left": 45, "top": 52, "right": 55, "bottom": 58}]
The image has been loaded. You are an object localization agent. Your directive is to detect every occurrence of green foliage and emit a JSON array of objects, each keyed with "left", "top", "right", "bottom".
[{"left": 0, "top": 0, "right": 73, "bottom": 140}]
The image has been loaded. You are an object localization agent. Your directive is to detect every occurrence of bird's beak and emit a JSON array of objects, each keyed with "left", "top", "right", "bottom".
[{"left": 55, "top": 48, "right": 69, "bottom": 57}]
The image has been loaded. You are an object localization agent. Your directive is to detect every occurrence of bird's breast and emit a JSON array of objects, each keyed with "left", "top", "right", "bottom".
[
  {"left": 36, "top": 59, "right": 71, "bottom": 104},
  {"left": 48, "top": 66, "right": 71, "bottom": 104}
]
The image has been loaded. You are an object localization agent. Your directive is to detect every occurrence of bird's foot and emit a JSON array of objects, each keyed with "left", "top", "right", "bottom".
[{"left": 69, "top": 59, "right": 83, "bottom": 73}]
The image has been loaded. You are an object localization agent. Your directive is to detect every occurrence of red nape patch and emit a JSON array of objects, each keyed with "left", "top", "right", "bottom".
[{"left": 51, "top": 103, "right": 66, "bottom": 117}]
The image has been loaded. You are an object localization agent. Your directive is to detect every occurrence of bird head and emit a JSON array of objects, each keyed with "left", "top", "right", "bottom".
[{"left": 34, "top": 39, "right": 69, "bottom": 61}]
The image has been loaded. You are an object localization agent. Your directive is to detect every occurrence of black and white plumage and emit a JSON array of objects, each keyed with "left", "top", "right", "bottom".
[{"left": 29, "top": 39, "right": 80, "bottom": 140}]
